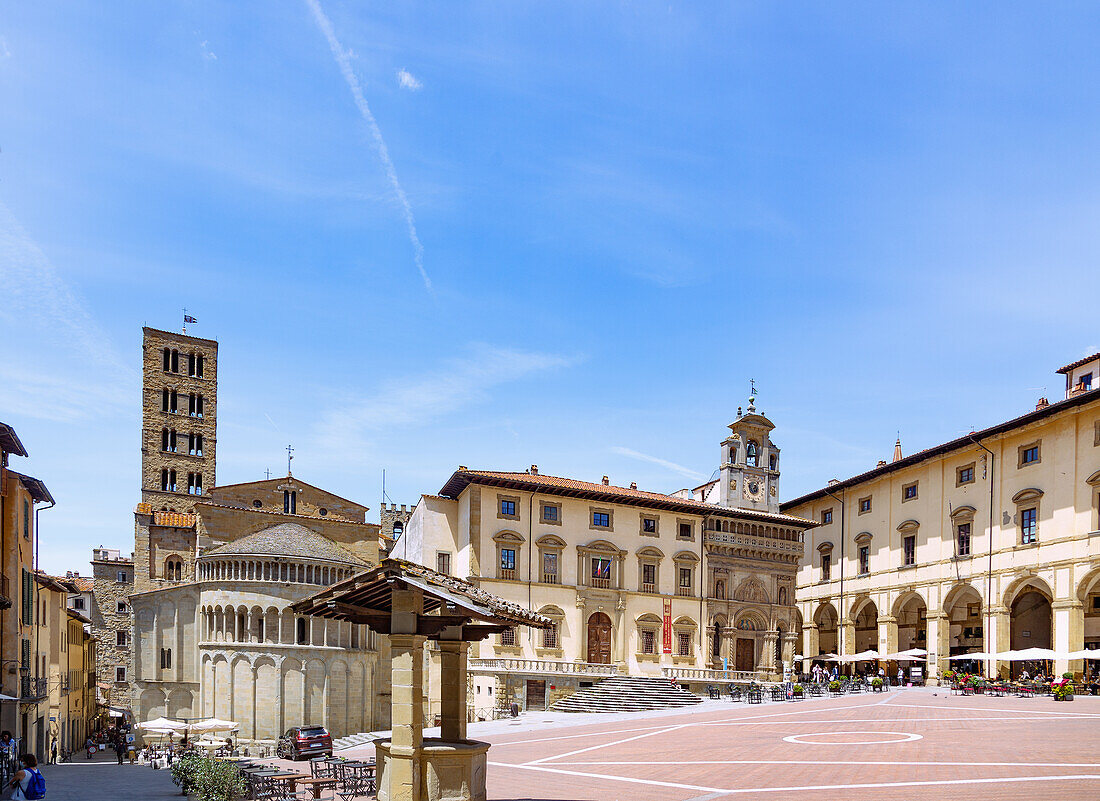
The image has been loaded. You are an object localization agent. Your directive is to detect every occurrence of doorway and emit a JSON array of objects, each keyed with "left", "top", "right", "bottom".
[
  {"left": 526, "top": 680, "right": 546, "bottom": 711},
  {"left": 735, "top": 638, "right": 755, "bottom": 672},
  {"left": 586, "top": 612, "right": 612, "bottom": 664}
]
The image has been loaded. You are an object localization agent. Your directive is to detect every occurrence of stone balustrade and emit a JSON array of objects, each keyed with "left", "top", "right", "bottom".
[
  {"left": 468, "top": 657, "right": 621, "bottom": 676},
  {"left": 662, "top": 666, "right": 760, "bottom": 683}
]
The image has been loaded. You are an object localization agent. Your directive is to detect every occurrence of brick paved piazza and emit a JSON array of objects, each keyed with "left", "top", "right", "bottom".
[{"left": 473, "top": 688, "right": 1100, "bottom": 801}]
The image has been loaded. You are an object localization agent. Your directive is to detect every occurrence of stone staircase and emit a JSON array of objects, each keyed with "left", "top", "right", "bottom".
[
  {"left": 332, "top": 731, "right": 381, "bottom": 751},
  {"left": 550, "top": 676, "right": 703, "bottom": 713}
]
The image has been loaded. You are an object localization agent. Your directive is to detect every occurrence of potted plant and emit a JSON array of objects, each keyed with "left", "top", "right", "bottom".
[
  {"left": 792, "top": 684, "right": 804, "bottom": 699},
  {"left": 871, "top": 677, "right": 884, "bottom": 693},
  {"left": 827, "top": 679, "right": 841, "bottom": 695}
]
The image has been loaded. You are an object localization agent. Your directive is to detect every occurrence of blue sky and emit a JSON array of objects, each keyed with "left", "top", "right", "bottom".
[{"left": 2, "top": 2, "right": 1097, "bottom": 575}]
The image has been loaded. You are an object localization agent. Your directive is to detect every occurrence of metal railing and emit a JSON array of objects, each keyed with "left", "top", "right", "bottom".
[
  {"left": 20, "top": 676, "right": 48, "bottom": 699},
  {"left": 470, "top": 657, "right": 620, "bottom": 676}
]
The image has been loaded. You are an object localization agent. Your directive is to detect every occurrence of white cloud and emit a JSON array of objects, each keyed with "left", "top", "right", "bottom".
[
  {"left": 396, "top": 68, "right": 422, "bottom": 91},
  {"left": 200, "top": 40, "right": 217, "bottom": 61},
  {"left": 304, "top": 0, "right": 433, "bottom": 293},
  {"left": 0, "top": 37, "right": 11, "bottom": 59},
  {"left": 610, "top": 447, "right": 706, "bottom": 482},
  {"left": 317, "top": 346, "right": 573, "bottom": 450}
]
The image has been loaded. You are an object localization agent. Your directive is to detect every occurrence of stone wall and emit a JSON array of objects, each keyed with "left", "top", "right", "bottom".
[
  {"left": 140, "top": 327, "right": 218, "bottom": 514},
  {"left": 90, "top": 557, "right": 134, "bottom": 704},
  {"left": 210, "top": 478, "right": 367, "bottom": 523}
]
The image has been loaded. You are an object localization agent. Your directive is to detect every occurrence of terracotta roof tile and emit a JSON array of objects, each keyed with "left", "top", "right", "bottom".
[
  {"left": 440, "top": 470, "right": 815, "bottom": 527},
  {"left": 153, "top": 511, "right": 196, "bottom": 528},
  {"left": 1057, "top": 351, "right": 1100, "bottom": 374}
]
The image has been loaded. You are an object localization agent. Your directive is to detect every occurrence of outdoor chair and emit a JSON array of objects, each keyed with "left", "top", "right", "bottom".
[
  {"left": 807, "top": 684, "right": 822, "bottom": 697},
  {"left": 310, "top": 758, "right": 337, "bottom": 779},
  {"left": 728, "top": 686, "right": 742, "bottom": 701},
  {"left": 335, "top": 760, "right": 376, "bottom": 801},
  {"left": 769, "top": 686, "right": 785, "bottom": 702},
  {"left": 746, "top": 688, "right": 763, "bottom": 704}
]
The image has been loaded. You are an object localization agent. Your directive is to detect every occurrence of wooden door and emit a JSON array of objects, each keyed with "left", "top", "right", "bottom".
[
  {"left": 587, "top": 612, "right": 612, "bottom": 664},
  {"left": 735, "top": 638, "right": 755, "bottom": 672},
  {"left": 526, "top": 679, "right": 546, "bottom": 711}
]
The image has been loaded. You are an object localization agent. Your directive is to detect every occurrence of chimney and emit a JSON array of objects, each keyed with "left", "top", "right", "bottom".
[
  {"left": 877, "top": 460, "right": 887, "bottom": 467},
  {"left": 530, "top": 464, "right": 538, "bottom": 475},
  {"left": 458, "top": 465, "right": 467, "bottom": 471},
  {"left": 827, "top": 478, "right": 840, "bottom": 486},
  {"left": 629, "top": 482, "right": 637, "bottom": 490},
  {"left": 602, "top": 476, "right": 610, "bottom": 485},
  {"left": 1036, "top": 397, "right": 1050, "bottom": 410}
]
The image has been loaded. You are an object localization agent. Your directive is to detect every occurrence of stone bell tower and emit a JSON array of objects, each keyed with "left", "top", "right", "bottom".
[{"left": 718, "top": 392, "right": 781, "bottom": 513}]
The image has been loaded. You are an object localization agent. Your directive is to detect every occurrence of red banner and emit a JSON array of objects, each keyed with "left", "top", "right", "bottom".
[{"left": 662, "top": 597, "right": 672, "bottom": 654}]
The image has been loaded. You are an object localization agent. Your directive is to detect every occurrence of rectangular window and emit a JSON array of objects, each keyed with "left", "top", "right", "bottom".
[
  {"left": 678, "top": 522, "right": 692, "bottom": 539},
  {"left": 500, "top": 627, "right": 516, "bottom": 647},
  {"left": 115, "top": 666, "right": 127, "bottom": 682},
  {"left": 821, "top": 509, "right": 833, "bottom": 525},
  {"left": 500, "top": 548, "right": 516, "bottom": 571},
  {"left": 163, "top": 348, "right": 171, "bottom": 371},
  {"left": 1019, "top": 442, "right": 1041, "bottom": 467},
  {"left": 500, "top": 499, "right": 516, "bottom": 517},
  {"left": 171, "top": 349, "right": 179, "bottom": 373},
  {"left": 542, "top": 504, "right": 558, "bottom": 522},
  {"left": 677, "top": 631, "right": 692, "bottom": 657},
  {"left": 188, "top": 353, "right": 196, "bottom": 377},
  {"left": 283, "top": 490, "right": 296, "bottom": 514},
  {"left": 116, "top": 601, "right": 128, "bottom": 613},
  {"left": 1021, "top": 507, "right": 1037, "bottom": 543},
  {"left": 678, "top": 567, "right": 692, "bottom": 590},
  {"left": 1081, "top": 372, "right": 1093, "bottom": 390},
  {"left": 642, "top": 517, "right": 657, "bottom": 533},
  {"left": 903, "top": 535, "right": 916, "bottom": 566},
  {"left": 592, "top": 511, "right": 610, "bottom": 528},
  {"left": 957, "top": 523, "right": 971, "bottom": 556},
  {"left": 116, "top": 631, "right": 129, "bottom": 647},
  {"left": 542, "top": 622, "right": 558, "bottom": 649},
  {"left": 72, "top": 597, "right": 85, "bottom": 610},
  {"left": 189, "top": 433, "right": 203, "bottom": 456},
  {"left": 188, "top": 473, "right": 202, "bottom": 495},
  {"left": 821, "top": 553, "right": 831, "bottom": 581},
  {"left": 957, "top": 464, "right": 975, "bottom": 485},
  {"left": 436, "top": 552, "right": 451, "bottom": 575},
  {"left": 642, "top": 563, "right": 656, "bottom": 588},
  {"left": 161, "top": 388, "right": 169, "bottom": 412},
  {"left": 22, "top": 569, "right": 33, "bottom": 625},
  {"left": 641, "top": 630, "right": 656, "bottom": 655},
  {"left": 591, "top": 558, "right": 611, "bottom": 586},
  {"left": 116, "top": 571, "right": 128, "bottom": 583},
  {"left": 858, "top": 545, "right": 870, "bottom": 574},
  {"left": 23, "top": 499, "right": 29, "bottom": 539},
  {"left": 169, "top": 390, "right": 178, "bottom": 414},
  {"left": 903, "top": 482, "right": 918, "bottom": 501},
  {"left": 859, "top": 497, "right": 872, "bottom": 514},
  {"left": 542, "top": 552, "right": 558, "bottom": 583}
]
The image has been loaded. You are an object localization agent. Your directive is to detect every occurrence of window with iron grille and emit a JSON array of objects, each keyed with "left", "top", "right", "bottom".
[
  {"left": 500, "top": 627, "right": 516, "bottom": 646},
  {"left": 677, "top": 632, "right": 692, "bottom": 656},
  {"left": 541, "top": 622, "right": 558, "bottom": 649},
  {"left": 641, "top": 630, "right": 656, "bottom": 654}
]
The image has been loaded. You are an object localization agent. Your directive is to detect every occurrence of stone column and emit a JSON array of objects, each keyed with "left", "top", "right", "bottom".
[
  {"left": 987, "top": 606, "right": 1010, "bottom": 680},
  {"left": 877, "top": 615, "right": 898, "bottom": 661},
  {"left": 382, "top": 587, "right": 425, "bottom": 801},
  {"left": 840, "top": 618, "right": 855, "bottom": 658},
  {"left": 780, "top": 631, "right": 798, "bottom": 667},
  {"left": 926, "top": 611, "right": 949, "bottom": 684},
  {"left": 761, "top": 630, "right": 779, "bottom": 673},
  {"left": 1053, "top": 599, "right": 1084, "bottom": 677},
  {"left": 802, "top": 622, "right": 819, "bottom": 659},
  {"left": 438, "top": 629, "right": 468, "bottom": 742}
]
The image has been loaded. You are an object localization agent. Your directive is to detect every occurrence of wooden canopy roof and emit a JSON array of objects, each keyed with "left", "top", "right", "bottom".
[{"left": 290, "top": 558, "right": 551, "bottom": 641}]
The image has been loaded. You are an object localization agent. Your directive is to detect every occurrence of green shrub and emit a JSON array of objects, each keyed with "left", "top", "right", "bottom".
[
  {"left": 1062, "top": 672, "right": 1074, "bottom": 680},
  {"left": 827, "top": 680, "right": 841, "bottom": 691},
  {"left": 871, "top": 677, "right": 884, "bottom": 688},
  {"left": 171, "top": 752, "right": 246, "bottom": 801}
]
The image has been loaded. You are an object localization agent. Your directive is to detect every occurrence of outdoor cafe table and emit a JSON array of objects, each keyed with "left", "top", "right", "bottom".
[{"left": 293, "top": 776, "right": 338, "bottom": 799}]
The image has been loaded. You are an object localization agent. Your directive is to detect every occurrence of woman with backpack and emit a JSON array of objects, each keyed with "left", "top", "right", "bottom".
[{"left": 7, "top": 753, "right": 46, "bottom": 800}]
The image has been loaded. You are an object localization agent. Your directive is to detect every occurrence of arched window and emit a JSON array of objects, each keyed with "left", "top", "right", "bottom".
[
  {"left": 296, "top": 617, "right": 307, "bottom": 645},
  {"left": 237, "top": 611, "right": 246, "bottom": 639},
  {"left": 393, "top": 521, "right": 404, "bottom": 538},
  {"left": 746, "top": 441, "right": 758, "bottom": 467},
  {"left": 164, "top": 557, "right": 183, "bottom": 582},
  {"left": 769, "top": 453, "right": 777, "bottom": 471},
  {"left": 712, "top": 623, "right": 722, "bottom": 657}
]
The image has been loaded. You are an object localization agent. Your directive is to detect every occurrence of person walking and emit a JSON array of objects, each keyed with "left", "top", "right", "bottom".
[
  {"left": 7, "top": 753, "right": 45, "bottom": 800},
  {"left": 115, "top": 738, "right": 126, "bottom": 765}
]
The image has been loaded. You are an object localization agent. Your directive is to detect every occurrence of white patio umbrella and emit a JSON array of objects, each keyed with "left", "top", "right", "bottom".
[
  {"left": 947, "top": 651, "right": 992, "bottom": 661},
  {"left": 1066, "top": 650, "right": 1100, "bottom": 660},
  {"left": 137, "top": 717, "right": 186, "bottom": 732},
  {"left": 998, "top": 647, "right": 1060, "bottom": 661},
  {"left": 187, "top": 718, "right": 239, "bottom": 734}
]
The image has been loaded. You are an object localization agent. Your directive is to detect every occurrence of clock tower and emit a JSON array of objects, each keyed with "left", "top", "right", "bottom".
[{"left": 717, "top": 393, "right": 781, "bottom": 513}]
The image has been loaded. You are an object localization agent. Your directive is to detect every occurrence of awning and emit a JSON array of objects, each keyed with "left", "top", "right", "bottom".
[
  {"left": 1066, "top": 650, "right": 1100, "bottom": 660},
  {"left": 947, "top": 651, "right": 993, "bottom": 661},
  {"left": 996, "top": 647, "right": 1061, "bottom": 661}
]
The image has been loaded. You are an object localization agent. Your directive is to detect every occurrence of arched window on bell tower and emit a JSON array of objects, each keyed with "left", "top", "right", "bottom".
[{"left": 746, "top": 441, "right": 758, "bottom": 467}]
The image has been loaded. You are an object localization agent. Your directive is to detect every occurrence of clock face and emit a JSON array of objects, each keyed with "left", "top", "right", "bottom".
[{"left": 742, "top": 478, "right": 765, "bottom": 501}]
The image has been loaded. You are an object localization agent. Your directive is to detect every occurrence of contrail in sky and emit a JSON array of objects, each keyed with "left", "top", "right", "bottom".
[{"left": 304, "top": 0, "right": 432, "bottom": 293}]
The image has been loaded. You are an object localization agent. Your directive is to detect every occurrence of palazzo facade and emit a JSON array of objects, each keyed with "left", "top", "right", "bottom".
[
  {"left": 783, "top": 352, "right": 1100, "bottom": 682},
  {"left": 393, "top": 400, "right": 814, "bottom": 714}
]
